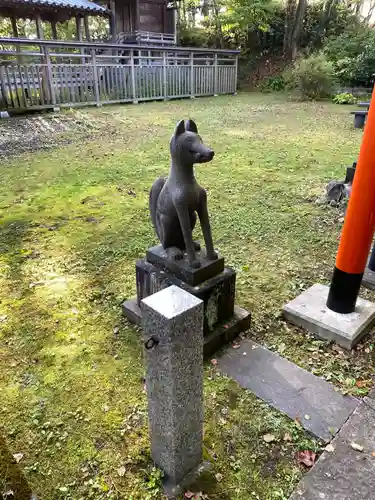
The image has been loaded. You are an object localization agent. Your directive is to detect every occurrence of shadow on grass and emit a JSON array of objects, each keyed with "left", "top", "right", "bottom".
[{"left": 0, "top": 430, "right": 33, "bottom": 499}]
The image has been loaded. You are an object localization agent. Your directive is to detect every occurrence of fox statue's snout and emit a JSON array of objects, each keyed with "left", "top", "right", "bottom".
[{"left": 193, "top": 143, "right": 215, "bottom": 164}]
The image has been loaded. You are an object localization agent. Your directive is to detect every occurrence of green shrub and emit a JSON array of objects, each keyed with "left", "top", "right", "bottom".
[
  {"left": 260, "top": 75, "right": 286, "bottom": 92},
  {"left": 332, "top": 92, "right": 357, "bottom": 104},
  {"left": 325, "top": 28, "right": 375, "bottom": 86},
  {"left": 284, "top": 54, "right": 336, "bottom": 100}
]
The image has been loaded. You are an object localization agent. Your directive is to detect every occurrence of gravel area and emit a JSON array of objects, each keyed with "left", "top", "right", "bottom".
[{"left": 0, "top": 111, "right": 96, "bottom": 157}]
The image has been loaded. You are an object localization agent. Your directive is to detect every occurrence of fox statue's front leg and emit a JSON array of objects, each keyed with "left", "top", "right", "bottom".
[
  {"left": 198, "top": 190, "right": 218, "bottom": 261},
  {"left": 175, "top": 202, "right": 201, "bottom": 268}
]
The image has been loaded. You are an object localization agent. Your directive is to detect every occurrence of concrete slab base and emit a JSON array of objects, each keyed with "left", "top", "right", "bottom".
[
  {"left": 122, "top": 297, "right": 251, "bottom": 358},
  {"left": 283, "top": 283, "right": 375, "bottom": 349},
  {"left": 362, "top": 266, "right": 375, "bottom": 290}
]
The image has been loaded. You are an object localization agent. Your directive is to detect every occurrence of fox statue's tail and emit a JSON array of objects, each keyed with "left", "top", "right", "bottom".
[{"left": 149, "top": 177, "right": 165, "bottom": 240}]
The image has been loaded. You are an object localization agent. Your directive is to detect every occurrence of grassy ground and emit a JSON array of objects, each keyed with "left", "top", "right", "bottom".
[{"left": 0, "top": 93, "right": 372, "bottom": 499}]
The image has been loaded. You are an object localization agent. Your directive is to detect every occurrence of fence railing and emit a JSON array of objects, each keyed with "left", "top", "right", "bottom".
[
  {"left": 0, "top": 38, "right": 239, "bottom": 112},
  {"left": 118, "top": 31, "right": 177, "bottom": 45}
]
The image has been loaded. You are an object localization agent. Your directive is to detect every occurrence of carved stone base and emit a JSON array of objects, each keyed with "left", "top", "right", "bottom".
[
  {"left": 146, "top": 244, "right": 224, "bottom": 286},
  {"left": 134, "top": 258, "right": 235, "bottom": 335},
  {"left": 122, "top": 245, "right": 251, "bottom": 355}
]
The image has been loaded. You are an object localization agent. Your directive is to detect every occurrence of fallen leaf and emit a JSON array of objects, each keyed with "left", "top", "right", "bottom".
[
  {"left": 263, "top": 433, "right": 276, "bottom": 443},
  {"left": 13, "top": 453, "right": 24, "bottom": 463},
  {"left": 350, "top": 442, "right": 364, "bottom": 452},
  {"left": 325, "top": 444, "right": 335, "bottom": 453},
  {"left": 294, "top": 416, "right": 302, "bottom": 427},
  {"left": 215, "top": 472, "right": 223, "bottom": 482},
  {"left": 296, "top": 450, "right": 316, "bottom": 467},
  {"left": 283, "top": 432, "right": 292, "bottom": 442},
  {"left": 211, "top": 359, "right": 218, "bottom": 366},
  {"left": 117, "top": 466, "right": 126, "bottom": 477},
  {"left": 278, "top": 342, "right": 286, "bottom": 354}
]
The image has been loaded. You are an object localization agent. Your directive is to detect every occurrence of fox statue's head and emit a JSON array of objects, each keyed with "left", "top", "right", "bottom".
[{"left": 170, "top": 119, "right": 215, "bottom": 166}]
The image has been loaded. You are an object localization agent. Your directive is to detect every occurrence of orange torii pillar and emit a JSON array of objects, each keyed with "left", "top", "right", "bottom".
[{"left": 327, "top": 86, "right": 375, "bottom": 314}]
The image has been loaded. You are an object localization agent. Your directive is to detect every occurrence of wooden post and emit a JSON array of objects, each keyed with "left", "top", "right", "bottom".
[
  {"left": 11, "top": 16, "right": 18, "bottom": 38},
  {"left": 214, "top": 53, "right": 218, "bottom": 95},
  {"left": 130, "top": 49, "right": 137, "bottom": 102},
  {"left": 45, "top": 47, "right": 56, "bottom": 106},
  {"left": 84, "top": 14, "right": 91, "bottom": 41},
  {"left": 234, "top": 55, "right": 238, "bottom": 94},
  {"left": 35, "top": 14, "right": 52, "bottom": 105},
  {"left": 110, "top": 0, "right": 117, "bottom": 41},
  {"left": 163, "top": 50, "right": 168, "bottom": 100},
  {"left": 91, "top": 49, "right": 101, "bottom": 106},
  {"left": 35, "top": 14, "right": 43, "bottom": 40},
  {"left": 51, "top": 20, "right": 58, "bottom": 39},
  {"left": 11, "top": 16, "right": 21, "bottom": 64},
  {"left": 76, "top": 15, "right": 85, "bottom": 65},
  {"left": 134, "top": 0, "right": 140, "bottom": 31},
  {"left": 190, "top": 51, "right": 194, "bottom": 97}
]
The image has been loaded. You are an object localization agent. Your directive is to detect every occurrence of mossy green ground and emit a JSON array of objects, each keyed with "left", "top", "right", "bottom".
[{"left": 0, "top": 93, "right": 373, "bottom": 499}]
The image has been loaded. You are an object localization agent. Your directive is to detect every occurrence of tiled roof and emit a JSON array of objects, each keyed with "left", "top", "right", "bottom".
[{"left": 6, "top": 0, "right": 108, "bottom": 13}]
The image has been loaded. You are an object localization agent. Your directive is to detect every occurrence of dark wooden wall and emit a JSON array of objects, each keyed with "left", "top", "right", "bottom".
[{"left": 113, "top": 0, "right": 175, "bottom": 34}]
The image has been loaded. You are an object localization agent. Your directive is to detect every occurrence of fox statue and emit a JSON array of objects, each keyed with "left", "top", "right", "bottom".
[{"left": 149, "top": 119, "right": 218, "bottom": 269}]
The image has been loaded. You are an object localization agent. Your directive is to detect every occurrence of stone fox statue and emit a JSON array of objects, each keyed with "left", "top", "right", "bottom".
[{"left": 149, "top": 119, "right": 218, "bottom": 269}]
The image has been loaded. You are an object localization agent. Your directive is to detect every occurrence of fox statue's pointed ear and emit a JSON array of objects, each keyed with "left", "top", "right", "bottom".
[
  {"left": 186, "top": 119, "right": 198, "bottom": 133},
  {"left": 174, "top": 119, "right": 185, "bottom": 136}
]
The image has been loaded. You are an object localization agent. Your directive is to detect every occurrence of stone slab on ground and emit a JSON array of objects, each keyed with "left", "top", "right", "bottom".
[
  {"left": 218, "top": 339, "right": 358, "bottom": 441},
  {"left": 364, "top": 387, "right": 375, "bottom": 410},
  {"left": 362, "top": 266, "right": 375, "bottom": 290},
  {"left": 283, "top": 283, "right": 375, "bottom": 349},
  {"left": 290, "top": 402, "right": 375, "bottom": 500}
]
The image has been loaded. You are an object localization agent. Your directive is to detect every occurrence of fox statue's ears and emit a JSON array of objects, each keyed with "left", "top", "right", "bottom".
[
  {"left": 186, "top": 119, "right": 198, "bottom": 134},
  {"left": 174, "top": 119, "right": 198, "bottom": 136},
  {"left": 174, "top": 119, "right": 185, "bottom": 136}
]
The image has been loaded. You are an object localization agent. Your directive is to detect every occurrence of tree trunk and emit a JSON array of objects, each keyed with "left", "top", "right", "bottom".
[
  {"left": 283, "top": 0, "right": 297, "bottom": 58},
  {"left": 212, "top": 0, "right": 224, "bottom": 48},
  {"left": 290, "top": 0, "right": 307, "bottom": 60}
]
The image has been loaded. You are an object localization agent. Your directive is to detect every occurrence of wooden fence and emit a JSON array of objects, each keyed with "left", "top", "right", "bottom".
[{"left": 0, "top": 38, "right": 239, "bottom": 112}]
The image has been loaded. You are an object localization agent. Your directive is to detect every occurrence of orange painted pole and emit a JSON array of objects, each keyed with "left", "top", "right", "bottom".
[{"left": 327, "top": 86, "right": 375, "bottom": 313}]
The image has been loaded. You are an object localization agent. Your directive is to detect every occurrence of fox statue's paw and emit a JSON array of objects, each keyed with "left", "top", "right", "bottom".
[
  {"left": 190, "top": 259, "right": 201, "bottom": 269},
  {"left": 207, "top": 250, "right": 218, "bottom": 260},
  {"left": 166, "top": 247, "right": 184, "bottom": 261},
  {"left": 193, "top": 241, "right": 201, "bottom": 251}
]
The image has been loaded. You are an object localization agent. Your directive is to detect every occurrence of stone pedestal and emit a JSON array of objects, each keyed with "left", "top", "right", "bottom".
[
  {"left": 141, "top": 286, "right": 204, "bottom": 497},
  {"left": 123, "top": 244, "right": 251, "bottom": 356},
  {"left": 284, "top": 284, "right": 375, "bottom": 349}
]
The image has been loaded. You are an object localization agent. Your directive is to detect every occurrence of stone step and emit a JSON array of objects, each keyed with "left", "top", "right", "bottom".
[
  {"left": 290, "top": 402, "right": 375, "bottom": 500},
  {"left": 217, "top": 339, "right": 358, "bottom": 441}
]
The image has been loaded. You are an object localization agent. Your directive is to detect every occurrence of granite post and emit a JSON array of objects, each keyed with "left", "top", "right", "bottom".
[{"left": 141, "top": 285, "right": 204, "bottom": 496}]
